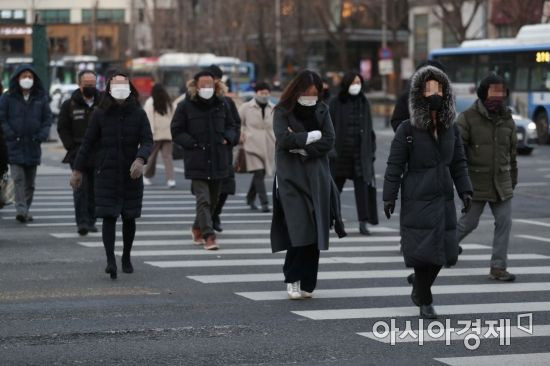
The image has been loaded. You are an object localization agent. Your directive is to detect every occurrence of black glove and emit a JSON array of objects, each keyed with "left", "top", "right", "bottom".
[
  {"left": 384, "top": 200, "right": 395, "bottom": 219},
  {"left": 461, "top": 193, "right": 472, "bottom": 214}
]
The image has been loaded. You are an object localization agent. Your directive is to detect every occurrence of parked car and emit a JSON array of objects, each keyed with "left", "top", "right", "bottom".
[{"left": 455, "top": 95, "right": 537, "bottom": 155}]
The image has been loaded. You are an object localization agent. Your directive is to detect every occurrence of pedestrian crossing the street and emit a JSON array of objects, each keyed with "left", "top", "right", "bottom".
[{"left": 3, "top": 187, "right": 550, "bottom": 363}]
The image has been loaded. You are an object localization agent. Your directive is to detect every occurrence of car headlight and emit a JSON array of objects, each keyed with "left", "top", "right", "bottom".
[{"left": 527, "top": 122, "right": 537, "bottom": 131}]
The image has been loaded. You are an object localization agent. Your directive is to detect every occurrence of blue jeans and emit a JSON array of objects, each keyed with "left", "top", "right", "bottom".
[{"left": 74, "top": 168, "right": 96, "bottom": 229}]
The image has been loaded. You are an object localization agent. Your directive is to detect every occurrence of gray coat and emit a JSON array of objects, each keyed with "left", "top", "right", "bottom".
[
  {"left": 383, "top": 66, "right": 472, "bottom": 267},
  {"left": 270, "top": 103, "right": 336, "bottom": 252}
]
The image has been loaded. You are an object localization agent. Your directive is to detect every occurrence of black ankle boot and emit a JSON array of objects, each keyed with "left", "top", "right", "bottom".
[
  {"left": 420, "top": 304, "right": 437, "bottom": 319},
  {"left": 121, "top": 255, "right": 134, "bottom": 273},
  {"left": 359, "top": 221, "right": 370, "bottom": 235},
  {"left": 105, "top": 256, "right": 117, "bottom": 279},
  {"left": 212, "top": 216, "right": 223, "bottom": 232}
]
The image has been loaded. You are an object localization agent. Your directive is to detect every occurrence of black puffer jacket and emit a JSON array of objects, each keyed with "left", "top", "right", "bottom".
[
  {"left": 0, "top": 122, "right": 7, "bottom": 175},
  {"left": 57, "top": 88, "right": 101, "bottom": 168},
  {"left": 73, "top": 97, "right": 153, "bottom": 219},
  {"left": 383, "top": 66, "right": 472, "bottom": 267},
  {"left": 171, "top": 80, "right": 237, "bottom": 181}
]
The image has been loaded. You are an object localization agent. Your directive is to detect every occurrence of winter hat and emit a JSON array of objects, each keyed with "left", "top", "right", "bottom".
[{"left": 477, "top": 73, "right": 508, "bottom": 101}]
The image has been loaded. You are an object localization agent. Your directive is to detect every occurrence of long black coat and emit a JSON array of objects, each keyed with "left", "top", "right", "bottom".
[
  {"left": 270, "top": 103, "right": 336, "bottom": 252},
  {"left": 171, "top": 80, "right": 237, "bottom": 181},
  {"left": 220, "top": 96, "right": 241, "bottom": 194},
  {"left": 57, "top": 88, "right": 101, "bottom": 168},
  {"left": 0, "top": 122, "right": 7, "bottom": 175},
  {"left": 383, "top": 66, "right": 472, "bottom": 267},
  {"left": 73, "top": 97, "right": 153, "bottom": 219},
  {"left": 329, "top": 94, "right": 376, "bottom": 182}
]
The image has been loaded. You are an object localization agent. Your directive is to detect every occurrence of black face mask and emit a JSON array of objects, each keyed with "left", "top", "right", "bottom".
[
  {"left": 82, "top": 86, "right": 96, "bottom": 98},
  {"left": 426, "top": 94, "right": 443, "bottom": 111}
]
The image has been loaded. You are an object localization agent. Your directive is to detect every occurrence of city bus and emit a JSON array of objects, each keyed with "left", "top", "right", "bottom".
[
  {"left": 198, "top": 56, "right": 256, "bottom": 93},
  {"left": 429, "top": 23, "right": 550, "bottom": 143}
]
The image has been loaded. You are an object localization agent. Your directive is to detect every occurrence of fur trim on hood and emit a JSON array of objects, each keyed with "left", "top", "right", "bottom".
[
  {"left": 186, "top": 79, "right": 228, "bottom": 101},
  {"left": 408, "top": 65, "right": 455, "bottom": 130}
]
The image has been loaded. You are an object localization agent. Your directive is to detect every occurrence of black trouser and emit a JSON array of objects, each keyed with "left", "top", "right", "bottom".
[
  {"left": 334, "top": 176, "right": 369, "bottom": 222},
  {"left": 413, "top": 265, "right": 442, "bottom": 305},
  {"left": 102, "top": 217, "right": 136, "bottom": 265},
  {"left": 283, "top": 244, "right": 320, "bottom": 293},
  {"left": 192, "top": 179, "right": 221, "bottom": 239},
  {"left": 73, "top": 167, "right": 96, "bottom": 230},
  {"left": 246, "top": 170, "right": 268, "bottom": 206},
  {"left": 212, "top": 192, "right": 228, "bottom": 222}
]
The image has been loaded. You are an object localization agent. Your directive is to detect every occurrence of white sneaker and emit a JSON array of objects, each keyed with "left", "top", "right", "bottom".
[
  {"left": 143, "top": 177, "right": 152, "bottom": 186},
  {"left": 167, "top": 179, "right": 176, "bottom": 188},
  {"left": 302, "top": 290, "right": 313, "bottom": 299},
  {"left": 287, "top": 281, "right": 302, "bottom": 300}
]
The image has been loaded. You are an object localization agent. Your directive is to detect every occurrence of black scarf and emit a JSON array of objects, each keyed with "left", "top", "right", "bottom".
[{"left": 293, "top": 104, "right": 318, "bottom": 132}]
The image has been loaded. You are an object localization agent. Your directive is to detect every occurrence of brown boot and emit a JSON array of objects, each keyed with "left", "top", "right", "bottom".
[
  {"left": 191, "top": 227, "right": 204, "bottom": 245},
  {"left": 204, "top": 235, "right": 219, "bottom": 250},
  {"left": 489, "top": 267, "right": 516, "bottom": 281}
]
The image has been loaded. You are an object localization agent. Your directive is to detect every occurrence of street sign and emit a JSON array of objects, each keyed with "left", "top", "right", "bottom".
[
  {"left": 378, "top": 47, "right": 393, "bottom": 60},
  {"left": 378, "top": 59, "right": 394, "bottom": 75}
]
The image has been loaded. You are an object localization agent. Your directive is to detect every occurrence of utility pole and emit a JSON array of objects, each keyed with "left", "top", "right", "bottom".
[
  {"left": 275, "top": 0, "right": 283, "bottom": 84},
  {"left": 91, "top": 0, "right": 98, "bottom": 54},
  {"left": 381, "top": 0, "right": 387, "bottom": 95}
]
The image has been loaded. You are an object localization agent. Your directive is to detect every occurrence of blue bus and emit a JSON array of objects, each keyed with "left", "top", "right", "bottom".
[{"left": 429, "top": 24, "right": 550, "bottom": 142}]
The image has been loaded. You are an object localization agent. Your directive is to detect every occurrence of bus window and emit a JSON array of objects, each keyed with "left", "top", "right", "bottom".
[
  {"left": 530, "top": 64, "right": 550, "bottom": 91},
  {"left": 515, "top": 67, "right": 529, "bottom": 91}
]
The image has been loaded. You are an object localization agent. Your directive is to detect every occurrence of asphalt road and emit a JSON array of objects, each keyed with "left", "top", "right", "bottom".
[{"left": 1, "top": 118, "right": 550, "bottom": 365}]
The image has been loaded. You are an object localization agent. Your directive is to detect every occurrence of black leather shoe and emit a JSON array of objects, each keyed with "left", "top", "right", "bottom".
[
  {"left": 458, "top": 245, "right": 463, "bottom": 255},
  {"left": 420, "top": 304, "right": 437, "bottom": 319},
  {"left": 105, "top": 262, "right": 117, "bottom": 279},
  {"left": 78, "top": 227, "right": 89, "bottom": 236},
  {"left": 407, "top": 273, "right": 415, "bottom": 285},
  {"left": 121, "top": 257, "right": 134, "bottom": 274},
  {"left": 16, "top": 214, "right": 27, "bottom": 223},
  {"left": 212, "top": 216, "right": 223, "bottom": 232},
  {"left": 359, "top": 221, "right": 370, "bottom": 235},
  {"left": 261, "top": 205, "right": 271, "bottom": 213}
]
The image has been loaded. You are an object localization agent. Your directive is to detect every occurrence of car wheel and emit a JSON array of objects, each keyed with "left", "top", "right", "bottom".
[{"left": 535, "top": 110, "right": 549, "bottom": 144}]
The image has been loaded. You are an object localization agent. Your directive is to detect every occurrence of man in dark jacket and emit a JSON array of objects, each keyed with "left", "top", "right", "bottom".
[
  {"left": 0, "top": 64, "right": 52, "bottom": 222},
  {"left": 456, "top": 73, "right": 518, "bottom": 282},
  {"left": 58, "top": 70, "right": 100, "bottom": 235},
  {"left": 390, "top": 60, "right": 446, "bottom": 132},
  {"left": 0, "top": 116, "right": 7, "bottom": 177},
  {"left": 207, "top": 65, "right": 241, "bottom": 232},
  {"left": 171, "top": 70, "right": 236, "bottom": 250}
]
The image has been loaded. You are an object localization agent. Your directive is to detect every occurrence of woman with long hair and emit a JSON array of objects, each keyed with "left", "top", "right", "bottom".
[
  {"left": 329, "top": 71, "right": 376, "bottom": 235},
  {"left": 270, "top": 70, "right": 337, "bottom": 300},
  {"left": 71, "top": 70, "right": 153, "bottom": 279},
  {"left": 143, "top": 83, "right": 176, "bottom": 187}
]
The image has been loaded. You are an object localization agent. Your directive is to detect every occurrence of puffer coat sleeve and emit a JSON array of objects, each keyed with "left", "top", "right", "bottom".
[
  {"left": 449, "top": 124, "right": 473, "bottom": 195},
  {"left": 382, "top": 121, "right": 410, "bottom": 202}
]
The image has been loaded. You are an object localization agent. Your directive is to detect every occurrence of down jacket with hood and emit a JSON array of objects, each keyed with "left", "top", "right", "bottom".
[
  {"left": 0, "top": 64, "right": 52, "bottom": 166},
  {"left": 383, "top": 66, "right": 472, "bottom": 267},
  {"left": 171, "top": 79, "right": 238, "bottom": 181}
]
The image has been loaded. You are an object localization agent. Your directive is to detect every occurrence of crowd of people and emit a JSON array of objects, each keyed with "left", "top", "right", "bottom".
[{"left": 0, "top": 61, "right": 518, "bottom": 318}]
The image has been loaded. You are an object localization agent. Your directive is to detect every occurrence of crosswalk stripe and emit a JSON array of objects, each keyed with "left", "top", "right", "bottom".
[
  {"left": 236, "top": 282, "right": 550, "bottom": 301},
  {"left": 117, "top": 244, "right": 489, "bottom": 256},
  {"left": 49, "top": 227, "right": 398, "bottom": 238},
  {"left": 6, "top": 212, "right": 272, "bottom": 220},
  {"left": 145, "top": 254, "right": 547, "bottom": 268},
  {"left": 517, "top": 235, "right": 550, "bottom": 243},
  {"left": 187, "top": 266, "right": 550, "bottom": 283},
  {"left": 292, "top": 301, "right": 550, "bottom": 320},
  {"left": 434, "top": 353, "right": 550, "bottom": 366},
  {"left": 358, "top": 325, "right": 550, "bottom": 344},
  {"left": 78, "top": 236, "right": 403, "bottom": 247},
  {"left": 514, "top": 219, "right": 550, "bottom": 228},
  {"left": 28, "top": 220, "right": 273, "bottom": 227}
]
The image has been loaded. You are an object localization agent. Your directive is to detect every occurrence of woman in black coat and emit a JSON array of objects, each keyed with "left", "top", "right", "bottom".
[
  {"left": 382, "top": 65, "right": 472, "bottom": 318},
  {"left": 329, "top": 71, "right": 376, "bottom": 235},
  {"left": 71, "top": 71, "right": 153, "bottom": 279},
  {"left": 270, "top": 70, "right": 337, "bottom": 300}
]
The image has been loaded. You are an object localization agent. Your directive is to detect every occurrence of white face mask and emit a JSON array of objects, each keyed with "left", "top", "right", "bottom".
[
  {"left": 110, "top": 84, "right": 131, "bottom": 100},
  {"left": 19, "top": 78, "right": 34, "bottom": 90},
  {"left": 198, "top": 87, "right": 215, "bottom": 100},
  {"left": 297, "top": 96, "right": 318, "bottom": 107},
  {"left": 348, "top": 84, "right": 362, "bottom": 96}
]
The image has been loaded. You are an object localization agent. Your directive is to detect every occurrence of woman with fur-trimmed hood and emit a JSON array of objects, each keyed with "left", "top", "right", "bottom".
[
  {"left": 171, "top": 70, "right": 237, "bottom": 250},
  {"left": 382, "top": 65, "right": 472, "bottom": 319}
]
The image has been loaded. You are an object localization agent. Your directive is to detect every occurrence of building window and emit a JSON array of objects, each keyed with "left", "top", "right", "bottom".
[
  {"left": 0, "top": 9, "right": 26, "bottom": 24},
  {"left": 82, "top": 9, "right": 125, "bottom": 23},
  {"left": 37, "top": 9, "right": 70, "bottom": 24},
  {"left": 49, "top": 37, "right": 69, "bottom": 54},
  {"left": 413, "top": 13, "right": 428, "bottom": 65},
  {"left": 0, "top": 38, "right": 24, "bottom": 53}
]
